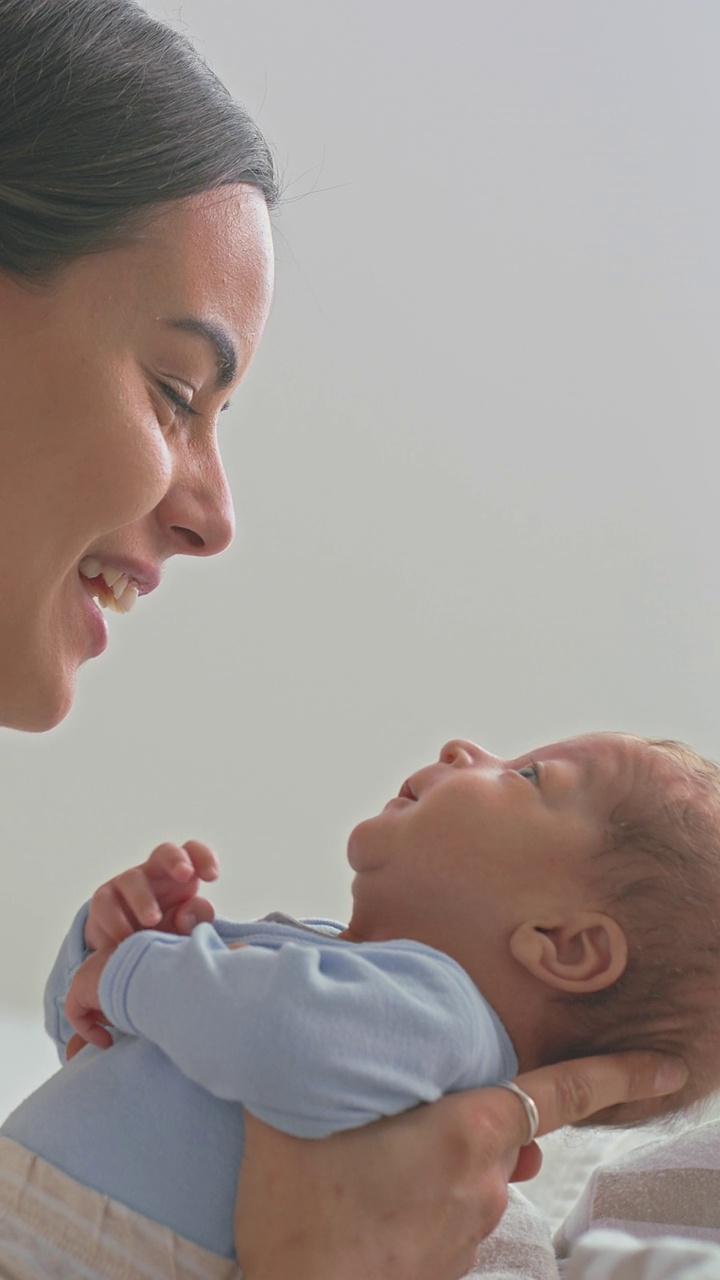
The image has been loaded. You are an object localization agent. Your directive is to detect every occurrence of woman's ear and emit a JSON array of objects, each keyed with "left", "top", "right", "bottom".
[{"left": 509, "top": 912, "right": 628, "bottom": 993}]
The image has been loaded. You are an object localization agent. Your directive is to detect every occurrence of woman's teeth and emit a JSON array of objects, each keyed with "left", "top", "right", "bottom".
[{"left": 79, "top": 557, "right": 139, "bottom": 614}]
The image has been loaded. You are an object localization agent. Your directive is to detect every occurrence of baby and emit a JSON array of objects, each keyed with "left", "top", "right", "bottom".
[{"left": 2, "top": 731, "right": 720, "bottom": 1274}]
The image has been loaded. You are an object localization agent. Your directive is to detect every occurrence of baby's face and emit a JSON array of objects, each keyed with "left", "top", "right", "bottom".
[{"left": 345, "top": 732, "right": 650, "bottom": 953}]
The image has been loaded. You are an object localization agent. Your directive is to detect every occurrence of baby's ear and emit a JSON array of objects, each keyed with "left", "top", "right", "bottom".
[{"left": 509, "top": 912, "right": 628, "bottom": 993}]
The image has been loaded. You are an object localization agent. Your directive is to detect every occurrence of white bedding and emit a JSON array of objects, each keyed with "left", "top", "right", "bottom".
[{"left": 525, "top": 1128, "right": 668, "bottom": 1232}]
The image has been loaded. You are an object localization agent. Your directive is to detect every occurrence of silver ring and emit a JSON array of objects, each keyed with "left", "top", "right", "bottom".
[{"left": 496, "top": 1080, "right": 540, "bottom": 1145}]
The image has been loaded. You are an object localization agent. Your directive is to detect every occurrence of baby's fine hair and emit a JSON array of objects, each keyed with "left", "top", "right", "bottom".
[{"left": 564, "top": 736, "right": 720, "bottom": 1122}]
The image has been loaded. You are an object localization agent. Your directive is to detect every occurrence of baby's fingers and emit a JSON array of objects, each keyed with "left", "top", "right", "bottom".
[
  {"left": 145, "top": 840, "right": 219, "bottom": 886},
  {"left": 172, "top": 895, "right": 216, "bottom": 934},
  {"left": 65, "top": 949, "right": 115, "bottom": 1048},
  {"left": 67, "top": 1020, "right": 113, "bottom": 1053},
  {"left": 113, "top": 866, "right": 164, "bottom": 928},
  {"left": 180, "top": 840, "right": 220, "bottom": 883},
  {"left": 85, "top": 878, "right": 157, "bottom": 950}
]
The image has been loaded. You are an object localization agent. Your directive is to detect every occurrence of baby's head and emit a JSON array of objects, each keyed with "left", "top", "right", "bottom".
[
  {"left": 344, "top": 732, "right": 720, "bottom": 1125},
  {"left": 556, "top": 735, "right": 720, "bottom": 1124}
]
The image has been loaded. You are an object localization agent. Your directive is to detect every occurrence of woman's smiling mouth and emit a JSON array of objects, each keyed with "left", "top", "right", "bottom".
[
  {"left": 78, "top": 555, "right": 161, "bottom": 614},
  {"left": 79, "top": 557, "right": 139, "bottom": 613}
]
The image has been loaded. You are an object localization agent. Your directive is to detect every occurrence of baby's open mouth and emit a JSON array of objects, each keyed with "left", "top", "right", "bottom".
[
  {"left": 398, "top": 780, "right": 417, "bottom": 800},
  {"left": 79, "top": 557, "right": 139, "bottom": 614}
]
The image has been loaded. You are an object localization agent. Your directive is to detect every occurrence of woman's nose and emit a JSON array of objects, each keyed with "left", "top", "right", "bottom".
[
  {"left": 157, "top": 440, "right": 235, "bottom": 558},
  {"left": 439, "top": 739, "right": 497, "bottom": 768}
]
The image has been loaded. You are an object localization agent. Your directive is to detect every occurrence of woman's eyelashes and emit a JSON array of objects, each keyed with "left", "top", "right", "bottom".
[{"left": 158, "top": 381, "right": 200, "bottom": 420}]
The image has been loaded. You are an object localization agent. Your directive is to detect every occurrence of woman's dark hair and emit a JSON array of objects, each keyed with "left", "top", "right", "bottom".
[{"left": 0, "top": 0, "right": 280, "bottom": 279}]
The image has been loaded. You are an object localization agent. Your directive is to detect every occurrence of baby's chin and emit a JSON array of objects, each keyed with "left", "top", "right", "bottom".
[{"left": 345, "top": 817, "right": 392, "bottom": 873}]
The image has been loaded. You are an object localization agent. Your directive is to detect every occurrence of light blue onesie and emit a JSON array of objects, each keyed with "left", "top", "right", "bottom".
[{"left": 2, "top": 908, "right": 518, "bottom": 1260}]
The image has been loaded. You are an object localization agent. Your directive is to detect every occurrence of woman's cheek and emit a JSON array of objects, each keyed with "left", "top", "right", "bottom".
[{"left": 88, "top": 393, "right": 174, "bottom": 533}]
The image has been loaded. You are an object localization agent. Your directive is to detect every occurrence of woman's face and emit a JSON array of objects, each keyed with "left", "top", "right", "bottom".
[{"left": 0, "top": 185, "right": 274, "bottom": 730}]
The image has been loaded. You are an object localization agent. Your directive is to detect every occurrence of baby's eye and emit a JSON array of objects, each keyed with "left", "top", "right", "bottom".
[{"left": 516, "top": 764, "right": 539, "bottom": 783}]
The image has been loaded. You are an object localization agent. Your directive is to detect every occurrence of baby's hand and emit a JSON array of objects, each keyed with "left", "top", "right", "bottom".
[
  {"left": 65, "top": 946, "right": 115, "bottom": 1051},
  {"left": 84, "top": 840, "right": 219, "bottom": 952}
]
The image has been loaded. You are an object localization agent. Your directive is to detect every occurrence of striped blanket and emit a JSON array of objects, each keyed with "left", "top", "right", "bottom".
[{"left": 0, "top": 1137, "right": 240, "bottom": 1280}]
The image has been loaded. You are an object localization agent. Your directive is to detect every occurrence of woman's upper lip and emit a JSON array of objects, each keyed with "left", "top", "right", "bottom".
[
  {"left": 79, "top": 554, "right": 162, "bottom": 596},
  {"left": 133, "top": 565, "right": 162, "bottom": 597}
]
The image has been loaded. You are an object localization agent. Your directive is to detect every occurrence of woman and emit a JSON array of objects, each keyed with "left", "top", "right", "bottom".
[{"left": 0, "top": 0, "right": 686, "bottom": 1276}]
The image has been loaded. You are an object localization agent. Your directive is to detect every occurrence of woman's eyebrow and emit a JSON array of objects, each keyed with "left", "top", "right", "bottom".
[{"left": 164, "top": 317, "right": 238, "bottom": 390}]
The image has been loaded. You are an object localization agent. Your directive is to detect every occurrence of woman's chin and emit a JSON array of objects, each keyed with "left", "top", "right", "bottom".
[
  {"left": 0, "top": 658, "right": 77, "bottom": 733},
  {"left": 31, "top": 696, "right": 75, "bottom": 733},
  {"left": 12, "top": 691, "right": 74, "bottom": 734},
  {"left": 1, "top": 587, "right": 104, "bottom": 731}
]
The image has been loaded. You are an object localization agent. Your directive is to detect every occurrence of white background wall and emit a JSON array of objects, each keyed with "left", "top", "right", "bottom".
[{"left": 1, "top": 0, "right": 719, "bottom": 1021}]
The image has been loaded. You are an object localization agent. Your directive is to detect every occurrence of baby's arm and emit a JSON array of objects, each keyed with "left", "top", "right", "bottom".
[
  {"left": 45, "top": 841, "right": 219, "bottom": 1059},
  {"left": 66, "top": 930, "right": 514, "bottom": 1135}
]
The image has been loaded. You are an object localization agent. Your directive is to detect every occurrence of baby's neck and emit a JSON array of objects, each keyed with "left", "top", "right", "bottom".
[
  {"left": 494, "top": 988, "right": 582, "bottom": 1073},
  {"left": 340, "top": 917, "right": 574, "bottom": 1073}
]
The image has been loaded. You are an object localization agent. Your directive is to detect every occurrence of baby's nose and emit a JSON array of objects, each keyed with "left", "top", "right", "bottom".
[{"left": 439, "top": 739, "right": 498, "bottom": 768}]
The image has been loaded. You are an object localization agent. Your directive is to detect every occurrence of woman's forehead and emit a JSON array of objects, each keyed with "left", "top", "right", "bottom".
[
  {"left": 133, "top": 187, "right": 273, "bottom": 310},
  {"left": 48, "top": 186, "right": 274, "bottom": 374}
]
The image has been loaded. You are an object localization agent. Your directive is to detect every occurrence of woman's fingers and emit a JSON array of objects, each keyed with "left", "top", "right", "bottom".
[
  {"left": 476, "top": 1050, "right": 688, "bottom": 1179},
  {"left": 510, "top": 1051, "right": 688, "bottom": 1138},
  {"left": 501, "top": 1053, "right": 688, "bottom": 1182},
  {"left": 508, "top": 1140, "right": 543, "bottom": 1182}
]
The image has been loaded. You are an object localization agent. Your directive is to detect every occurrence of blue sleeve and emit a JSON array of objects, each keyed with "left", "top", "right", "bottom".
[
  {"left": 43, "top": 901, "right": 92, "bottom": 1061},
  {"left": 98, "top": 925, "right": 513, "bottom": 1137}
]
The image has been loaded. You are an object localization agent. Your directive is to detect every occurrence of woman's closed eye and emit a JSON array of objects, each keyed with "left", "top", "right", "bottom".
[{"left": 158, "top": 381, "right": 200, "bottom": 420}]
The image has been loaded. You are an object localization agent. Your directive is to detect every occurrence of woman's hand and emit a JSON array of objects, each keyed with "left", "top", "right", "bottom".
[{"left": 235, "top": 1051, "right": 686, "bottom": 1280}]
